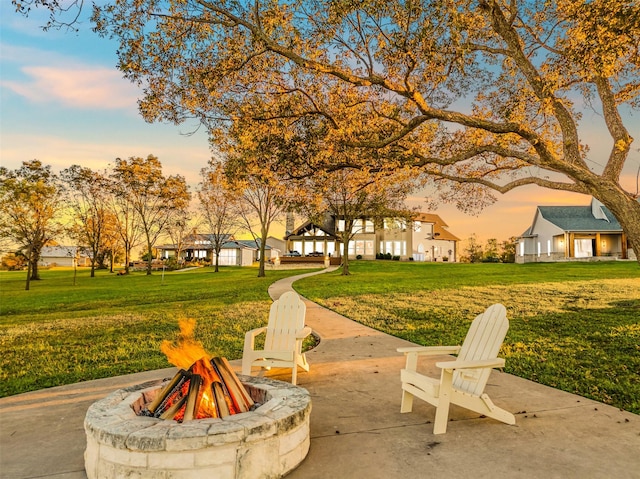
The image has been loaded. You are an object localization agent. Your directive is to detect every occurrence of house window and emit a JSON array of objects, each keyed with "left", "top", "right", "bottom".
[
  {"left": 349, "top": 240, "right": 373, "bottom": 256},
  {"left": 547, "top": 240, "right": 551, "bottom": 256},
  {"left": 364, "top": 220, "right": 374, "bottom": 233},
  {"left": 414, "top": 221, "right": 422, "bottom": 233},
  {"left": 519, "top": 241, "right": 524, "bottom": 256},
  {"left": 537, "top": 242, "right": 541, "bottom": 257},
  {"left": 383, "top": 218, "right": 406, "bottom": 231},
  {"left": 366, "top": 240, "right": 374, "bottom": 255},
  {"left": 337, "top": 220, "right": 345, "bottom": 232},
  {"left": 391, "top": 241, "right": 405, "bottom": 256}
]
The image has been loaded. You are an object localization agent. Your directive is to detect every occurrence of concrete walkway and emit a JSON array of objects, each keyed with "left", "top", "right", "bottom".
[{"left": 1, "top": 267, "right": 638, "bottom": 478}]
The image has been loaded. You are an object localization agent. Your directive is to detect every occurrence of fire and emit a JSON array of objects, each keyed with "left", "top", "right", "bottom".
[
  {"left": 149, "top": 319, "right": 252, "bottom": 421},
  {"left": 160, "top": 319, "right": 218, "bottom": 418},
  {"left": 160, "top": 319, "right": 209, "bottom": 369}
]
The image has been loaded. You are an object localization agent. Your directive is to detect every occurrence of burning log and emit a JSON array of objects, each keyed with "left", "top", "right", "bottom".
[
  {"left": 212, "top": 357, "right": 254, "bottom": 412},
  {"left": 136, "top": 357, "right": 254, "bottom": 422},
  {"left": 182, "top": 374, "right": 203, "bottom": 422}
]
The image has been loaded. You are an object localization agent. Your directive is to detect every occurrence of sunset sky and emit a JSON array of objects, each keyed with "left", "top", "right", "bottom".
[{"left": 2, "top": 3, "right": 639, "bottom": 245}]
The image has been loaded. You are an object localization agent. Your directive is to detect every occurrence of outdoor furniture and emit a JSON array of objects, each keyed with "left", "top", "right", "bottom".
[
  {"left": 242, "top": 291, "right": 312, "bottom": 385},
  {"left": 397, "top": 303, "right": 515, "bottom": 434}
]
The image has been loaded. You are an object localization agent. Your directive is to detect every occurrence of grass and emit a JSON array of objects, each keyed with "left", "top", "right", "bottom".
[
  {"left": 293, "top": 261, "right": 640, "bottom": 414},
  {"left": 0, "top": 266, "right": 316, "bottom": 397},
  {"left": 1, "top": 261, "right": 639, "bottom": 414}
]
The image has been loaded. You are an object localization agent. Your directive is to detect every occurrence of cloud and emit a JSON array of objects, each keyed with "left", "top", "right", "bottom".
[
  {"left": 1, "top": 131, "right": 211, "bottom": 186},
  {"left": 3, "top": 64, "right": 140, "bottom": 110}
]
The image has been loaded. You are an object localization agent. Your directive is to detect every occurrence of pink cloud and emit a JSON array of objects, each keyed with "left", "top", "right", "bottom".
[{"left": 3, "top": 64, "right": 139, "bottom": 110}]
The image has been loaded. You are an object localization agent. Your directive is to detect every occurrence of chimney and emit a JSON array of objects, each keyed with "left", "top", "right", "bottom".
[{"left": 285, "top": 212, "right": 295, "bottom": 236}]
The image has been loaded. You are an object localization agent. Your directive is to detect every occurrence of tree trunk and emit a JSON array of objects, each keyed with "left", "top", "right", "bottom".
[
  {"left": 257, "top": 238, "right": 266, "bottom": 278},
  {"left": 146, "top": 239, "right": 153, "bottom": 275},
  {"left": 124, "top": 245, "right": 130, "bottom": 274},
  {"left": 90, "top": 246, "right": 97, "bottom": 278},
  {"left": 25, "top": 257, "right": 31, "bottom": 291},
  {"left": 598, "top": 192, "right": 640, "bottom": 264},
  {"left": 341, "top": 238, "right": 350, "bottom": 275},
  {"left": 30, "top": 257, "right": 40, "bottom": 280}
]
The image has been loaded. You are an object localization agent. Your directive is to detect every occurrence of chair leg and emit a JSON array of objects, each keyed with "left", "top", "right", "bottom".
[
  {"left": 433, "top": 369, "right": 454, "bottom": 434},
  {"left": 400, "top": 389, "right": 414, "bottom": 413},
  {"left": 291, "top": 365, "right": 298, "bottom": 385}
]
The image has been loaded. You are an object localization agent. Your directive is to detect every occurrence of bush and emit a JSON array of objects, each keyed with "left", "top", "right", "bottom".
[{"left": 356, "top": 254, "right": 363, "bottom": 260}]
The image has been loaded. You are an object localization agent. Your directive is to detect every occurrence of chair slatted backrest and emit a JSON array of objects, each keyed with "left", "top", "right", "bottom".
[
  {"left": 454, "top": 303, "right": 509, "bottom": 396},
  {"left": 264, "top": 291, "right": 306, "bottom": 353}
]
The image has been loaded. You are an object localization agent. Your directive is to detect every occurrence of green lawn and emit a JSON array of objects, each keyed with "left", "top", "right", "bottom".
[
  {"left": 1, "top": 261, "right": 639, "bottom": 414},
  {"left": 0, "top": 266, "right": 314, "bottom": 397},
  {"left": 294, "top": 261, "right": 640, "bottom": 414}
]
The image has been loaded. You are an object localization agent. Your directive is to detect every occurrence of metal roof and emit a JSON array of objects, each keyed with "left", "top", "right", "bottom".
[{"left": 537, "top": 205, "right": 622, "bottom": 232}]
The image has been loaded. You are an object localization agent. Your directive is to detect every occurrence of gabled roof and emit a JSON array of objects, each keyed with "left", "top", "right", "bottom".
[
  {"left": 537, "top": 204, "right": 622, "bottom": 232},
  {"left": 413, "top": 212, "right": 461, "bottom": 242},
  {"left": 286, "top": 220, "right": 337, "bottom": 239},
  {"left": 228, "top": 239, "right": 271, "bottom": 250}
]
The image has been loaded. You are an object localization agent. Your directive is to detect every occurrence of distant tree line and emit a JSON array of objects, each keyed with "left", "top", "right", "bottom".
[
  {"left": 459, "top": 234, "right": 518, "bottom": 264},
  {"left": 0, "top": 147, "right": 416, "bottom": 288}
]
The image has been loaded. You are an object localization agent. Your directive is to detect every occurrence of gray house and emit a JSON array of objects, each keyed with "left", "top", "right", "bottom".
[
  {"left": 517, "top": 198, "right": 634, "bottom": 263},
  {"left": 157, "top": 234, "right": 272, "bottom": 267},
  {"left": 38, "top": 246, "right": 92, "bottom": 267}
]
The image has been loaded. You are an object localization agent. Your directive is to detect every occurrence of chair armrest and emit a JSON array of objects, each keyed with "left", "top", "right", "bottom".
[
  {"left": 244, "top": 326, "right": 267, "bottom": 342},
  {"left": 397, "top": 345, "right": 461, "bottom": 356},
  {"left": 435, "top": 357, "right": 505, "bottom": 371},
  {"left": 296, "top": 326, "right": 312, "bottom": 340},
  {"left": 399, "top": 345, "right": 461, "bottom": 372}
]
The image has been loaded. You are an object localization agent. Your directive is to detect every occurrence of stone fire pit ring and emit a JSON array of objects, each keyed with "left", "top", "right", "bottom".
[{"left": 84, "top": 374, "right": 311, "bottom": 479}]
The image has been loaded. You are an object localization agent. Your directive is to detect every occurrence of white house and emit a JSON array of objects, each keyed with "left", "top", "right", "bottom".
[
  {"left": 517, "top": 198, "right": 635, "bottom": 263},
  {"left": 285, "top": 212, "right": 460, "bottom": 262}
]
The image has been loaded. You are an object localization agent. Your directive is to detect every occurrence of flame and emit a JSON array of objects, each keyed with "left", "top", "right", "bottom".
[
  {"left": 161, "top": 319, "right": 210, "bottom": 369},
  {"left": 160, "top": 319, "right": 220, "bottom": 419}
]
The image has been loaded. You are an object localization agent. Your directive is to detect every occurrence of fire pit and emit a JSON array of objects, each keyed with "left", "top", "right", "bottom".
[{"left": 84, "top": 373, "right": 311, "bottom": 478}]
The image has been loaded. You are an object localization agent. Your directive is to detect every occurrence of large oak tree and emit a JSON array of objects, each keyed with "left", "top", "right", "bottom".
[{"left": 18, "top": 1, "right": 640, "bottom": 259}]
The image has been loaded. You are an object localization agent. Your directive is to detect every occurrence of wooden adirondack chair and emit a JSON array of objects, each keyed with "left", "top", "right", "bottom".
[
  {"left": 398, "top": 303, "right": 515, "bottom": 434},
  {"left": 241, "top": 291, "right": 312, "bottom": 385}
]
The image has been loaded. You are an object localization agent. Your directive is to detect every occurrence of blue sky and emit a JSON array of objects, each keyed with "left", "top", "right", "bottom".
[{"left": 1, "top": 3, "right": 639, "bottom": 243}]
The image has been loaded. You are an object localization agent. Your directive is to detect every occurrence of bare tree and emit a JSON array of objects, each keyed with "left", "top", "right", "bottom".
[
  {"left": 111, "top": 155, "right": 191, "bottom": 275},
  {"left": 61, "top": 165, "right": 111, "bottom": 277},
  {"left": 198, "top": 162, "right": 241, "bottom": 272}
]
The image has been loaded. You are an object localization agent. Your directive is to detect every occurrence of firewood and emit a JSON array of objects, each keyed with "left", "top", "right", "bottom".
[
  {"left": 160, "top": 394, "right": 188, "bottom": 420},
  {"left": 182, "top": 374, "right": 202, "bottom": 422},
  {"left": 211, "top": 357, "right": 254, "bottom": 412},
  {"left": 147, "top": 369, "right": 189, "bottom": 415},
  {"left": 212, "top": 382, "right": 230, "bottom": 417}
]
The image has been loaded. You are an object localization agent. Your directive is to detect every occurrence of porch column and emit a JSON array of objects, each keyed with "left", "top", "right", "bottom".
[
  {"left": 568, "top": 233, "right": 575, "bottom": 258},
  {"left": 595, "top": 232, "right": 601, "bottom": 257},
  {"left": 621, "top": 232, "right": 628, "bottom": 259}
]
